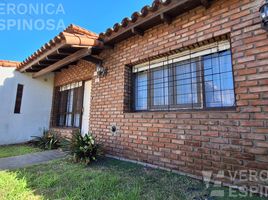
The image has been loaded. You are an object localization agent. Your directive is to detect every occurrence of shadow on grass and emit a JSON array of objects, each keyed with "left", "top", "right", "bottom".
[{"left": 0, "top": 157, "right": 266, "bottom": 200}]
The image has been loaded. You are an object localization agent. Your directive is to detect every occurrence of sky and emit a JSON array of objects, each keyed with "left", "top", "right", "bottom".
[{"left": 0, "top": 0, "right": 152, "bottom": 62}]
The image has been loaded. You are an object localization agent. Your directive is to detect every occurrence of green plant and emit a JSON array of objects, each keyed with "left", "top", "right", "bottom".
[
  {"left": 63, "top": 131, "right": 103, "bottom": 165},
  {"left": 31, "top": 130, "right": 60, "bottom": 150}
]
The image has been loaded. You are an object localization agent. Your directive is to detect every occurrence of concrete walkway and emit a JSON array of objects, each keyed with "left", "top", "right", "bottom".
[{"left": 0, "top": 150, "right": 67, "bottom": 170}]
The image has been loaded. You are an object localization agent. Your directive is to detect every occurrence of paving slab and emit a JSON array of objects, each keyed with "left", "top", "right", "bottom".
[{"left": 0, "top": 150, "right": 66, "bottom": 170}]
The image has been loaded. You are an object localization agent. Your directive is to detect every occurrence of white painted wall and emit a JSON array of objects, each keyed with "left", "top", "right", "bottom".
[{"left": 0, "top": 67, "right": 54, "bottom": 145}]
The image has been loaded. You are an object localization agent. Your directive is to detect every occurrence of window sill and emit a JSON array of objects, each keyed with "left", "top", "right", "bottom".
[
  {"left": 50, "top": 127, "right": 80, "bottom": 130},
  {"left": 124, "top": 106, "right": 237, "bottom": 114}
]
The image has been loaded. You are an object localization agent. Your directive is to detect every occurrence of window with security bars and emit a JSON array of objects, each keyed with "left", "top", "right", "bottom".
[
  {"left": 133, "top": 41, "right": 235, "bottom": 111},
  {"left": 53, "top": 82, "right": 84, "bottom": 128}
]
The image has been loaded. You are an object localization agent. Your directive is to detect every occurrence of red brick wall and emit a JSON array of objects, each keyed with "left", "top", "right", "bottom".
[
  {"left": 54, "top": 60, "right": 95, "bottom": 87},
  {"left": 50, "top": 127, "right": 77, "bottom": 139},
  {"left": 54, "top": 0, "right": 268, "bottom": 190},
  {"left": 51, "top": 60, "right": 95, "bottom": 137}
]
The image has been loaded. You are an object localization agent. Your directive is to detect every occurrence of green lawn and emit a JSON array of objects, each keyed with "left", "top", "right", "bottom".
[
  {"left": 0, "top": 158, "right": 265, "bottom": 200},
  {"left": 0, "top": 144, "right": 41, "bottom": 158}
]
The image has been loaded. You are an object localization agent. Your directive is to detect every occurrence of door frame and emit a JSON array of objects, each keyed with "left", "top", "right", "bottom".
[{"left": 81, "top": 80, "right": 92, "bottom": 135}]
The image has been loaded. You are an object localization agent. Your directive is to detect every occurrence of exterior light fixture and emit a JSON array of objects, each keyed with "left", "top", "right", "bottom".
[
  {"left": 260, "top": 0, "right": 268, "bottom": 31},
  {"left": 96, "top": 62, "right": 107, "bottom": 78}
]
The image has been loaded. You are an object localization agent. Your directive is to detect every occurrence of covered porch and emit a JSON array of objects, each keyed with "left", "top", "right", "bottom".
[{"left": 18, "top": 24, "right": 105, "bottom": 138}]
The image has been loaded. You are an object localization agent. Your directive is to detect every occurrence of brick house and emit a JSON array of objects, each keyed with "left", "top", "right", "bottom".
[{"left": 2, "top": 0, "right": 268, "bottom": 192}]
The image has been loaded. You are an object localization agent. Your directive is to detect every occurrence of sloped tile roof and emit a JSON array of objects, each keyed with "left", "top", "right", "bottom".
[
  {"left": 99, "top": 0, "right": 172, "bottom": 38},
  {"left": 18, "top": 24, "right": 103, "bottom": 70},
  {"left": 0, "top": 60, "right": 20, "bottom": 67}
]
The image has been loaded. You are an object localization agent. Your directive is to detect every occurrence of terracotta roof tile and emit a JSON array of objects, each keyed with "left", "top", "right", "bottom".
[
  {"left": 0, "top": 60, "right": 20, "bottom": 67},
  {"left": 64, "top": 24, "right": 99, "bottom": 39},
  {"left": 18, "top": 24, "right": 103, "bottom": 70},
  {"left": 99, "top": 0, "right": 172, "bottom": 39}
]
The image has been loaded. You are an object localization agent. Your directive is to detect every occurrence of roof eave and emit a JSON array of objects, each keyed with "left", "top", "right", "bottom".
[
  {"left": 100, "top": 0, "right": 212, "bottom": 45},
  {"left": 18, "top": 24, "right": 103, "bottom": 73},
  {"left": 19, "top": 34, "right": 103, "bottom": 73}
]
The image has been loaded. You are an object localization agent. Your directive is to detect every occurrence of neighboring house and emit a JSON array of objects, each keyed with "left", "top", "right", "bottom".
[
  {"left": 1, "top": 0, "right": 268, "bottom": 192},
  {"left": 0, "top": 61, "right": 53, "bottom": 145}
]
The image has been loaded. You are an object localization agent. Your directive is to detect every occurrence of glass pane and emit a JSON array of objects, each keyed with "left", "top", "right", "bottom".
[
  {"left": 66, "top": 114, "right": 72, "bottom": 127},
  {"left": 219, "top": 50, "right": 232, "bottom": 73},
  {"left": 59, "top": 115, "right": 65, "bottom": 126},
  {"left": 59, "top": 90, "right": 68, "bottom": 113},
  {"left": 66, "top": 89, "right": 74, "bottom": 112},
  {"left": 175, "top": 60, "right": 199, "bottom": 105},
  {"left": 64, "top": 89, "right": 74, "bottom": 126},
  {"left": 75, "top": 86, "right": 84, "bottom": 112},
  {"left": 221, "top": 90, "right": 235, "bottom": 107},
  {"left": 73, "top": 114, "right": 80, "bottom": 128},
  {"left": 135, "top": 72, "right": 148, "bottom": 110},
  {"left": 203, "top": 50, "right": 235, "bottom": 108},
  {"left": 152, "top": 67, "right": 169, "bottom": 106},
  {"left": 205, "top": 91, "right": 222, "bottom": 107}
]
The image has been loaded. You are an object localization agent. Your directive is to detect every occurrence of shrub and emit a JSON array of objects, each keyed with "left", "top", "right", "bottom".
[
  {"left": 63, "top": 131, "right": 103, "bottom": 165},
  {"left": 31, "top": 130, "right": 61, "bottom": 150}
]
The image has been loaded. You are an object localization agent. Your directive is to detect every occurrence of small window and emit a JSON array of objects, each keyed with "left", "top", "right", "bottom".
[
  {"left": 14, "top": 84, "right": 24, "bottom": 114},
  {"left": 133, "top": 41, "right": 235, "bottom": 111}
]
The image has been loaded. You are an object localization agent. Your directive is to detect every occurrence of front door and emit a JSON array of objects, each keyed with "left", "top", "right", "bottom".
[{"left": 81, "top": 80, "right": 92, "bottom": 135}]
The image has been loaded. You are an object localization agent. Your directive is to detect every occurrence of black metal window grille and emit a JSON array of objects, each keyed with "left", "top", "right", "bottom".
[
  {"left": 54, "top": 82, "right": 84, "bottom": 128},
  {"left": 133, "top": 45, "right": 235, "bottom": 111}
]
